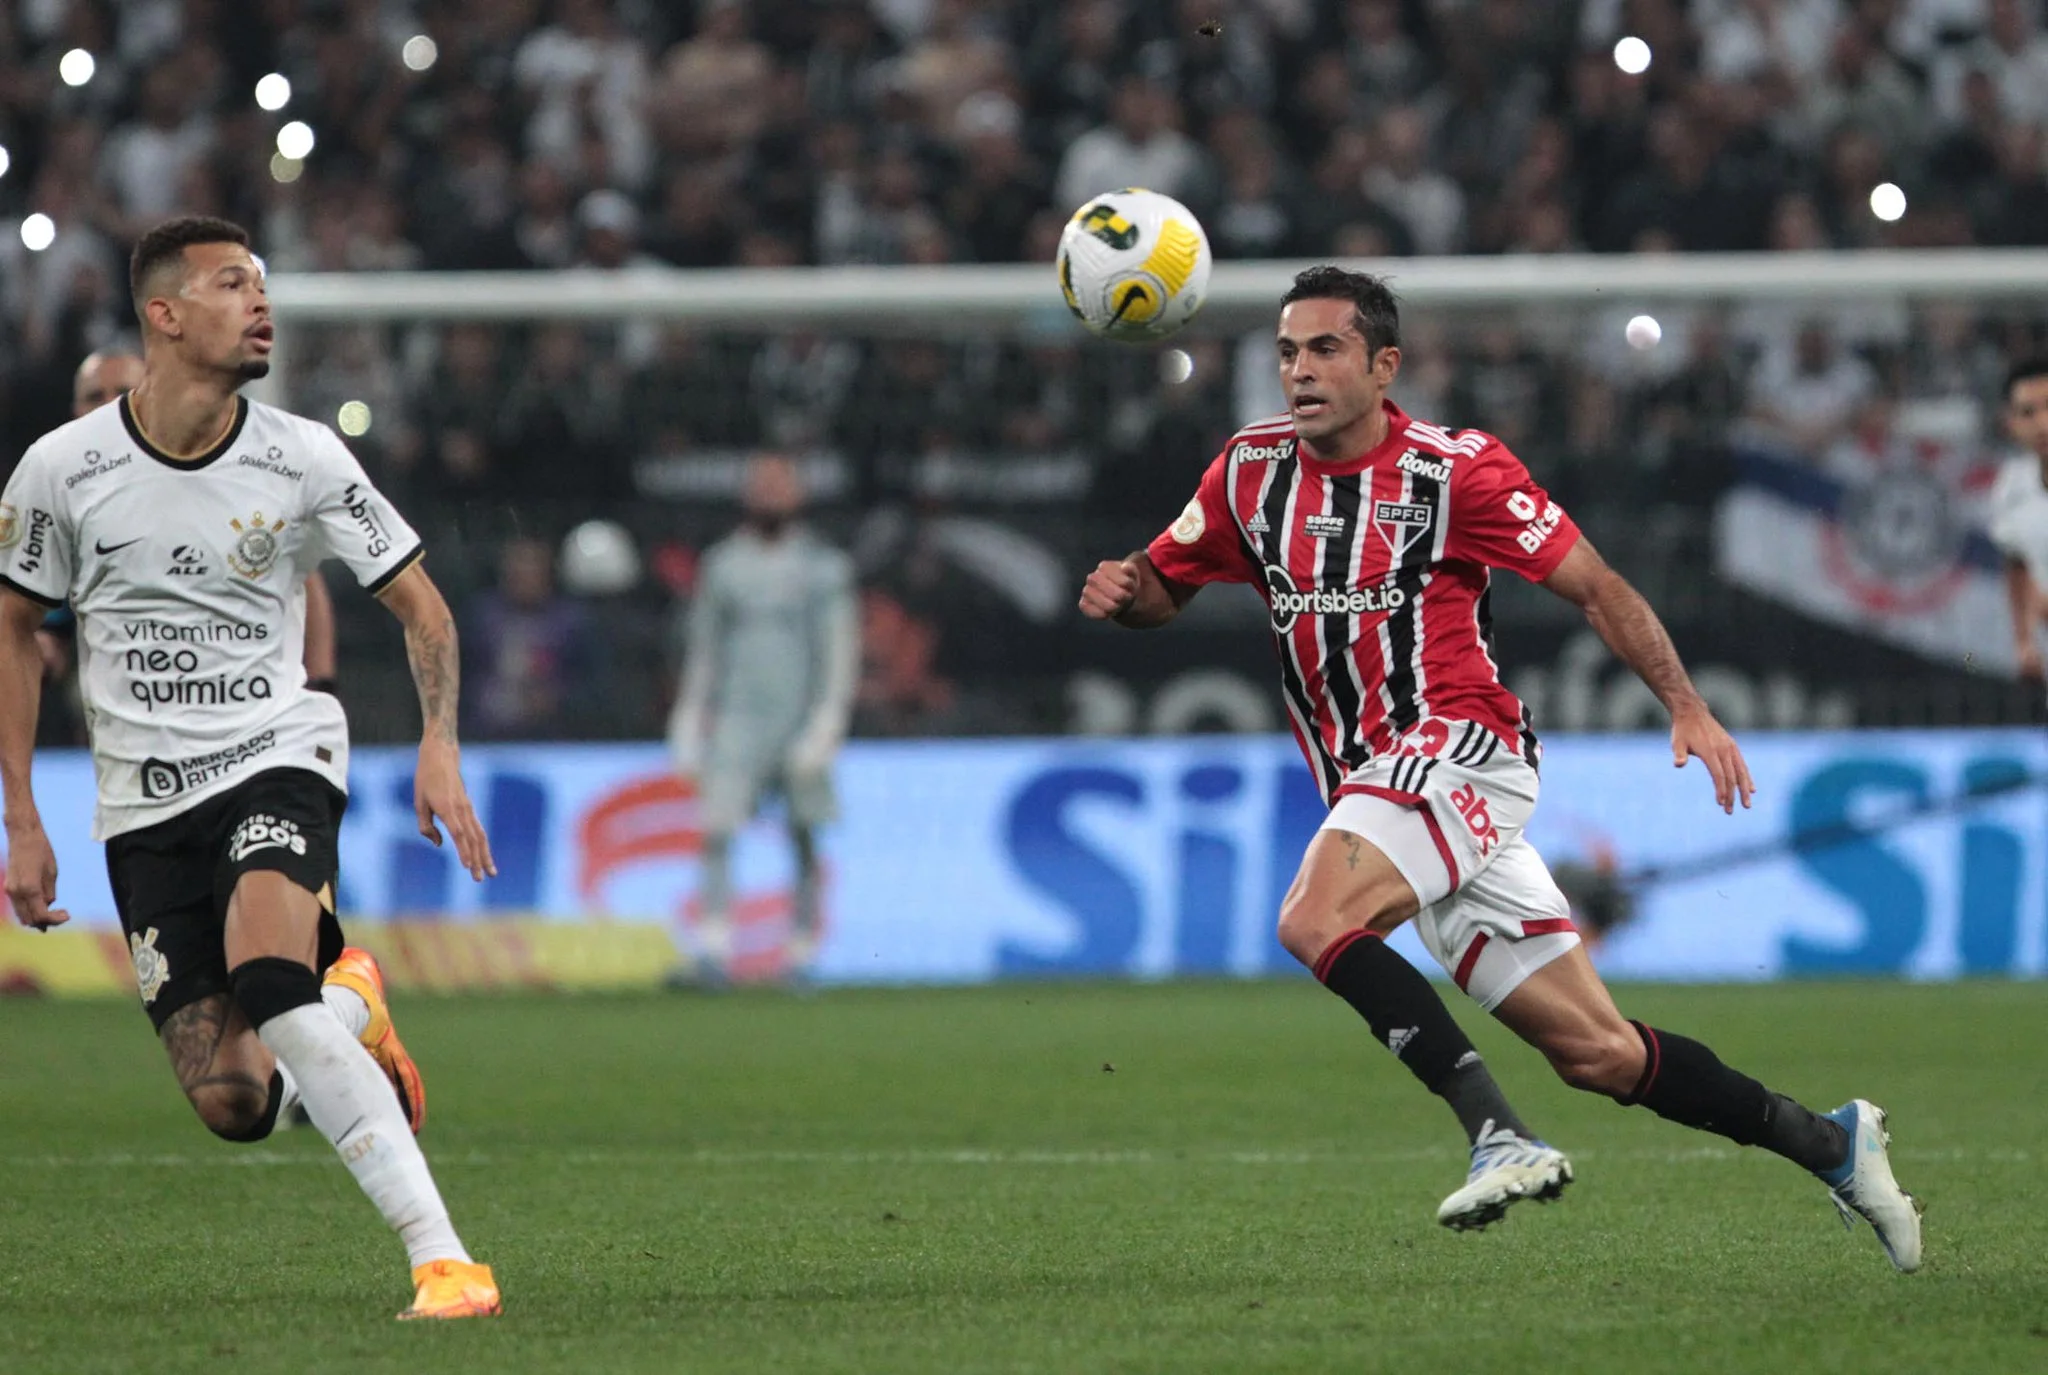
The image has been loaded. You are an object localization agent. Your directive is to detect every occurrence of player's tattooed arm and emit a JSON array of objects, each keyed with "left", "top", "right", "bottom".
[
  {"left": 1543, "top": 536, "right": 1755, "bottom": 812},
  {"left": 377, "top": 563, "right": 460, "bottom": 744},
  {"left": 377, "top": 562, "right": 497, "bottom": 878}
]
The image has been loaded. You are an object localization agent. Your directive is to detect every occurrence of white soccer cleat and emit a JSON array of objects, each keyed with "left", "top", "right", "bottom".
[
  {"left": 1818, "top": 1099, "right": 1923, "bottom": 1273},
  {"left": 1436, "top": 1121, "right": 1574, "bottom": 1231}
]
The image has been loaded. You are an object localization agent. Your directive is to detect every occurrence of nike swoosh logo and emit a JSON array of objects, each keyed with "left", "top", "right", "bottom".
[{"left": 95, "top": 537, "right": 143, "bottom": 555}]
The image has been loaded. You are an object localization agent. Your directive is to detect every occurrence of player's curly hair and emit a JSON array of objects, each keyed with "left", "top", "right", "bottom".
[
  {"left": 1281, "top": 265, "right": 1401, "bottom": 356},
  {"left": 129, "top": 215, "right": 252, "bottom": 319}
]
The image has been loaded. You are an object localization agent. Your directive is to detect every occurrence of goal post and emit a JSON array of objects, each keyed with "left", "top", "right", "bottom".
[{"left": 267, "top": 248, "right": 2048, "bottom": 327}]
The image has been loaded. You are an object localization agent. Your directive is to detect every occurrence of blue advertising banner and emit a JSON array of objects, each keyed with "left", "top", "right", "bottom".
[{"left": 10, "top": 730, "right": 2047, "bottom": 983}]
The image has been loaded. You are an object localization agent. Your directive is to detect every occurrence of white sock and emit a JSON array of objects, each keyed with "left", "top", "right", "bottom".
[
  {"left": 323, "top": 983, "right": 372, "bottom": 1039},
  {"left": 258, "top": 1003, "right": 471, "bottom": 1268},
  {"left": 273, "top": 1060, "right": 302, "bottom": 1119}
]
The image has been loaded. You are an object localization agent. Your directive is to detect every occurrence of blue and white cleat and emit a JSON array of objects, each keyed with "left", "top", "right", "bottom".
[
  {"left": 1436, "top": 1121, "right": 1573, "bottom": 1231},
  {"left": 1818, "top": 1099, "right": 1923, "bottom": 1273}
]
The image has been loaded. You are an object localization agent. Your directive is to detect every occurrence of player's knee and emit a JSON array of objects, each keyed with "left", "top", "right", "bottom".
[
  {"left": 190, "top": 1079, "right": 273, "bottom": 1141},
  {"left": 228, "top": 956, "right": 322, "bottom": 1030},
  {"left": 1276, "top": 878, "right": 1405, "bottom": 967},
  {"left": 1545, "top": 1025, "right": 1645, "bottom": 1097}
]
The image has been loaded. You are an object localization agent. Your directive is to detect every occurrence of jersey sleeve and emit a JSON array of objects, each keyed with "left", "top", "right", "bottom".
[
  {"left": 305, "top": 427, "right": 424, "bottom": 593},
  {"left": 1987, "top": 464, "right": 2029, "bottom": 559},
  {"left": 1145, "top": 453, "right": 1255, "bottom": 587},
  {"left": 1442, "top": 440, "right": 1582, "bottom": 582},
  {"left": 0, "top": 445, "right": 73, "bottom": 607}
]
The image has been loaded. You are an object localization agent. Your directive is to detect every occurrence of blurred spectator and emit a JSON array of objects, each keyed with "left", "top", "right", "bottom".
[
  {"left": 464, "top": 535, "right": 602, "bottom": 740},
  {"left": 514, "top": 0, "right": 652, "bottom": 190},
  {"left": 1364, "top": 106, "right": 1467, "bottom": 255},
  {"left": 1055, "top": 75, "right": 1211, "bottom": 214},
  {"left": 943, "top": 92, "right": 1048, "bottom": 263},
  {"left": 1745, "top": 321, "right": 1882, "bottom": 455},
  {"left": 1932, "top": 0, "right": 2048, "bottom": 125}
]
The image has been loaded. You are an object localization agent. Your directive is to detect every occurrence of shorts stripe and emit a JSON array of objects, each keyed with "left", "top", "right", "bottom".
[
  {"left": 1520, "top": 917, "right": 1577, "bottom": 938},
  {"left": 1415, "top": 803, "right": 1460, "bottom": 893},
  {"left": 1450, "top": 722, "right": 1482, "bottom": 764},
  {"left": 1451, "top": 932, "right": 1491, "bottom": 991}
]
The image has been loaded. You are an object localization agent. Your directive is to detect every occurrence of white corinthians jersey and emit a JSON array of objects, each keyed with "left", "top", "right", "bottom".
[
  {"left": 1987, "top": 455, "right": 2048, "bottom": 591},
  {"left": 0, "top": 395, "right": 421, "bottom": 839}
]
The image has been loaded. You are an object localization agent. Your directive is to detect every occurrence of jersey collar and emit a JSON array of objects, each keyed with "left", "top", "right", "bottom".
[
  {"left": 120, "top": 393, "right": 249, "bottom": 470},
  {"left": 1295, "top": 399, "right": 1411, "bottom": 475}
]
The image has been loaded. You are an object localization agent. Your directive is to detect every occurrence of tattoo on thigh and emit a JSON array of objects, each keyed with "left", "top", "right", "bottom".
[
  {"left": 161, "top": 996, "right": 234, "bottom": 1090},
  {"left": 1345, "top": 835, "right": 1361, "bottom": 870}
]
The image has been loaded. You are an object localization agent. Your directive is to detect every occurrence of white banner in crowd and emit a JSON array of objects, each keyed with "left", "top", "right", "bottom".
[
  {"left": 12, "top": 730, "right": 2048, "bottom": 982},
  {"left": 1714, "top": 445, "right": 2013, "bottom": 673}
]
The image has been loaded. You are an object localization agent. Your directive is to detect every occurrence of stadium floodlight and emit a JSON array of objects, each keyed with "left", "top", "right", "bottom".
[
  {"left": 256, "top": 73, "right": 291, "bottom": 111},
  {"left": 58, "top": 48, "right": 95, "bottom": 86},
  {"left": 1625, "top": 314, "right": 1662, "bottom": 350},
  {"left": 0, "top": 145, "right": 10, "bottom": 179},
  {"left": 276, "top": 121, "right": 316, "bottom": 160},
  {"left": 337, "top": 400, "right": 372, "bottom": 436},
  {"left": 402, "top": 35, "right": 438, "bottom": 71},
  {"left": 20, "top": 213, "right": 55, "bottom": 251},
  {"left": 269, "top": 154, "right": 304, "bottom": 184},
  {"left": 1160, "top": 348, "right": 1194, "bottom": 384},
  {"left": 1870, "top": 183, "right": 1907, "bottom": 223},
  {"left": 1613, "top": 37, "right": 1651, "bottom": 75}
]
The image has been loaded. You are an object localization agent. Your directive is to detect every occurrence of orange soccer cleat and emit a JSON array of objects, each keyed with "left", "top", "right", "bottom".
[
  {"left": 323, "top": 946, "right": 426, "bottom": 1133},
  {"left": 397, "top": 1260, "right": 501, "bottom": 1321}
]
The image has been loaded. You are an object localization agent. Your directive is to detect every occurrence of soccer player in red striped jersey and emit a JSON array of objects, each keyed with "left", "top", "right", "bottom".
[{"left": 1079, "top": 267, "right": 1922, "bottom": 1269}]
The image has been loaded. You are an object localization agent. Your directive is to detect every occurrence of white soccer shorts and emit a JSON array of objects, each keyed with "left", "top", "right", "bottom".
[{"left": 1319, "top": 721, "right": 1580, "bottom": 1011}]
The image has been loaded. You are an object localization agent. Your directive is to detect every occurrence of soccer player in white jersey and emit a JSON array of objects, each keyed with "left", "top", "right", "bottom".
[
  {"left": 57, "top": 348, "right": 340, "bottom": 711},
  {"left": 0, "top": 217, "right": 501, "bottom": 1319},
  {"left": 666, "top": 455, "right": 858, "bottom": 984},
  {"left": 1080, "top": 267, "right": 1922, "bottom": 1269},
  {"left": 1989, "top": 357, "right": 2048, "bottom": 683}
]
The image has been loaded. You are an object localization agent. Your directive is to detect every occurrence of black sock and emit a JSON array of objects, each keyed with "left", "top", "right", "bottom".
[
  {"left": 1316, "top": 931, "right": 1532, "bottom": 1144},
  {"left": 1623, "top": 1022, "right": 1848, "bottom": 1174}
]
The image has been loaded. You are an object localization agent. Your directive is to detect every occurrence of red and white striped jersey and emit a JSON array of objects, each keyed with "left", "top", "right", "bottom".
[{"left": 1147, "top": 400, "right": 1581, "bottom": 803}]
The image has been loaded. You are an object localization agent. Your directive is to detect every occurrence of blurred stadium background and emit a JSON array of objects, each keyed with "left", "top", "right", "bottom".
[{"left": 5, "top": 1, "right": 2048, "bottom": 993}]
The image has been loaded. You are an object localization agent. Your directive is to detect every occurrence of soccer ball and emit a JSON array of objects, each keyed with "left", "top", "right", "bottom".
[{"left": 1056, "top": 188, "right": 1212, "bottom": 343}]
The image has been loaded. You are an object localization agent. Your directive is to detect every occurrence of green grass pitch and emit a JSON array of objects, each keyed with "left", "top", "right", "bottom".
[{"left": 2, "top": 980, "right": 2043, "bottom": 1374}]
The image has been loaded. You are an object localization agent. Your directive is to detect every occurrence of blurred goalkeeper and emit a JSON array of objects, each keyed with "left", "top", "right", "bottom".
[{"left": 666, "top": 456, "right": 858, "bottom": 984}]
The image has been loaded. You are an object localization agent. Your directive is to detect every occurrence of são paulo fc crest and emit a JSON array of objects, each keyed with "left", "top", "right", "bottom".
[
  {"left": 129, "top": 927, "right": 170, "bottom": 1005},
  {"left": 0, "top": 503, "right": 18, "bottom": 550},
  {"left": 226, "top": 511, "right": 287, "bottom": 579}
]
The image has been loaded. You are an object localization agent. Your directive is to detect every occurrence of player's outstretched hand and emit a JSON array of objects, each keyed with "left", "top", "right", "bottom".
[
  {"left": 1671, "top": 702, "right": 1755, "bottom": 814},
  {"left": 1079, "top": 559, "right": 1139, "bottom": 620},
  {"left": 414, "top": 740, "right": 498, "bottom": 881},
  {"left": 4, "top": 819, "right": 69, "bottom": 931}
]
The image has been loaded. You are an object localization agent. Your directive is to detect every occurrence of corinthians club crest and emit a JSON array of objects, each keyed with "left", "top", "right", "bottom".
[
  {"left": 227, "top": 511, "right": 287, "bottom": 579},
  {"left": 129, "top": 926, "right": 170, "bottom": 1005}
]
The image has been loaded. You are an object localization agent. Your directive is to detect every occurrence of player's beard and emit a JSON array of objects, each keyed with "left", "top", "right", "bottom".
[{"left": 235, "top": 358, "right": 272, "bottom": 381}]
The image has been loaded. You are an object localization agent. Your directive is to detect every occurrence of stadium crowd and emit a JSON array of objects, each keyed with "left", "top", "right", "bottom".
[{"left": 5, "top": 0, "right": 2048, "bottom": 741}]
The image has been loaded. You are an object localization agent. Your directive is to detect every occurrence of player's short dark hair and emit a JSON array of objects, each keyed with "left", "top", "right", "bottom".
[
  {"left": 1280, "top": 265, "right": 1402, "bottom": 355},
  {"left": 2005, "top": 354, "right": 2048, "bottom": 400},
  {"left": 129, "top": 215, "right": 251, "bottom": 318}
]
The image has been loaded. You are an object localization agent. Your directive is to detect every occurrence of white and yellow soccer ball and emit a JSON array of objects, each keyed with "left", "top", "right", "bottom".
[{"left": 1056, "top": 188, "right": 1212, "bottom": 343}]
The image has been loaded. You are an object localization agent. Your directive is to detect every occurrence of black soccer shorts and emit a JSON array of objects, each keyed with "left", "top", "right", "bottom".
[{"left": 104, "top": 767, "right": 348, "bottom": 1031}]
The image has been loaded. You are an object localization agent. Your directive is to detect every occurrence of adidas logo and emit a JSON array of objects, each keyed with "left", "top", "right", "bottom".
[
  {"left": 1247, "top": 512, "right": 1270, "bottom": 533},
  {"left": 1387, "top": 1026, "right": 1417, "bottom": 1056}
]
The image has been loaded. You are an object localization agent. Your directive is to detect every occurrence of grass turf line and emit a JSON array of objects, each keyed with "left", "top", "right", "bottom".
[{"left": 1, "top": 981, "right": 2041, "bottom": 1374}]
